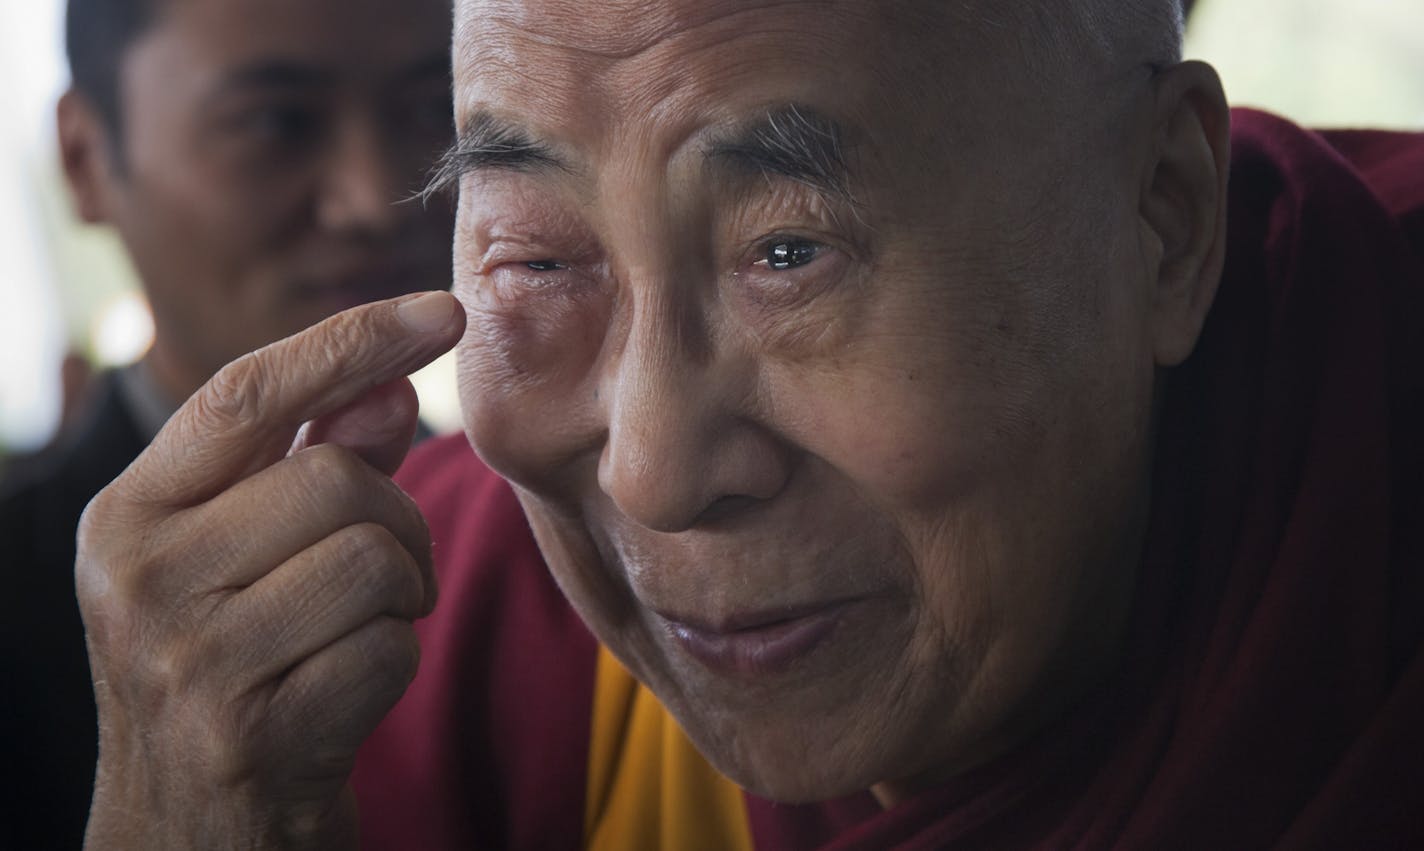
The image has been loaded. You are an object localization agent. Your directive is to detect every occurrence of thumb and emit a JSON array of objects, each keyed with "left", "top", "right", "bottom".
[{"left": 289, "top": 377, "right": 422, "bottom": 477}]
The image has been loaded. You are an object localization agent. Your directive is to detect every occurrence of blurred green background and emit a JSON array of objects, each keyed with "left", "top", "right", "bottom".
[{"left": 2, "top": 0, "right": 1422, "bottom": 455}]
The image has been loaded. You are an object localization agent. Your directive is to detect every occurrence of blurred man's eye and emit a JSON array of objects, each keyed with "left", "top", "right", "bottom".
[
  {"left": 417, "top": 92, "right": 455, "bottom": 132},
  {"left": 387, "top": 88, "right": 455, "bottom": 143},
  {"left": 242, "top": 104, "right": 321, "bottom": 146}
]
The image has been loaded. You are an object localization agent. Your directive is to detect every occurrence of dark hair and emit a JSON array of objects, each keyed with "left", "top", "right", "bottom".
[{"left": 65, "top": 0, "right": 159, "bottom": 136}]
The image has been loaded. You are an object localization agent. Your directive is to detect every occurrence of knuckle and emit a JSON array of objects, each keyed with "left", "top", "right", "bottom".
[
  {"left": 396, "top": 486, "right": 432, "bottom": 541},
  {"left": 291, "top": 310, "right": 374, "bottom": 382},
  {"left": 278, "top": 795, "right": 354, "bottom": 848},
  {"left": 199, "top": 706, "right": 261, "bottom": 785},
  {"left": 77, "top": 483, "right": 118, "bottom": 534},
  {"left": 140, "top": 639, "right": 195, "bottom": 692},
  {"left": 330, "top": 524, "right": 423, "bottom": 614},
  {"left": 332, "top": 521, "right": 395, "bottom": 567},
  {"left": 328, "top": 307, "right": 381, "bottom": 361},
  {"left": 201, "top": 353, "right": 271, "bottom": 427},
  {"left": 74, "top": 489, "right": 136, "bottom": 604},
  {"left": 379, "top": 484, "right": 433, "bottom": 564},
  {"left": 77, "top": 542, "right": 227, "bottom": 696},
  {"left": 74, "top": 534, "right": 158, "bottom": 654},
  {"left": 294, "top": 442, "right": 366, "bottom": 493},
  {"left": 359, "top": 617, "right": 422, "bottom": 685}
]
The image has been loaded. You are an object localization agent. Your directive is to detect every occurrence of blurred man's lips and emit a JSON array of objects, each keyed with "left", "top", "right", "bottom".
[
  {"left": 660, "top": 601, "right": 855, "bottom": 677},
  {"left": 298, "top": 275, "right": 408, "bottom": 298},
  {"left": 294, "top": 262, "right": 436, "bottom": 308}
]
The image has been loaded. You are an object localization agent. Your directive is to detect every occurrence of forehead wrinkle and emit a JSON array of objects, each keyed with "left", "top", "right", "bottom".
[
  {"left": 457, "top": 1, "right": 876, "bottom": 120},
  {"left": 454, "top": 2, "right": 964, "bottom": 231},
  {"left": 456, "top": 0, "right": 895, "bottom": 145},
  {"left": 460, "top": 0, "right": 845, "bottom": 61},
  {"left": 457, "top": 40, "right": 591, "bottom": 126}
]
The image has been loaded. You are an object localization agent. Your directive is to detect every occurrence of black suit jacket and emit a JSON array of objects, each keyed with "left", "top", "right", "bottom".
[{"left": 1, "top": 371, "right": 147, "bottom": 851}]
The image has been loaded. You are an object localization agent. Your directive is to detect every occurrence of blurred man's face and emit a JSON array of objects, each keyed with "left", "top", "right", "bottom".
[
  {"left": 453, "top": 0, "right": 1165, "bottom": 802},
  {"left": 85, "top": 0, "right": 454, "bottom": 386}
]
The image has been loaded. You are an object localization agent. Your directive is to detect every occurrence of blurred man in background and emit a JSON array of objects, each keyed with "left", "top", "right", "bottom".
[{"left": 0, "top": 0, "right": 454, "bottom": 845}]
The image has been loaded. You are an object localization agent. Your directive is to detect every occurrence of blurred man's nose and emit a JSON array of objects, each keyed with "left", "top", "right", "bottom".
[
  {"left": 596, "top": 281, "right": 793, "bottom": 533},
  {"left": 315, "top": 115, "right": 404, "bottom": 236}
]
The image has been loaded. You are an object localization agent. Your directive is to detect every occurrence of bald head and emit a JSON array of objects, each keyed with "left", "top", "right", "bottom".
[
  {"left": 1052, "top": 0, "right": 1184, "bottom": 69},
  {"left": 947, "top": 0, "right": 1184, "bottom": 87},
  {"left": 456, "top": 0, "right": 1182, "bottom": 70}
]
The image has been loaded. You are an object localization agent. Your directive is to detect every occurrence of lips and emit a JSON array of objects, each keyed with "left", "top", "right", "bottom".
[
  {"left": 292, "top": 255, "right": 442, "bottom": 309},
  {"left": 296, "top": 270, "right": 421, "bottom": 303},
  {"left": 660, "top": 602, "right": 851, "bottom": 678}
]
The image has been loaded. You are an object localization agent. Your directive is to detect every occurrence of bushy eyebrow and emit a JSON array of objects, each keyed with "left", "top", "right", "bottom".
[
  {"left": 705, "top": 104, "right": 855, "bottom": 204},
  {"left": 421, "top": 111, "right": 567, "bottom": 203}
]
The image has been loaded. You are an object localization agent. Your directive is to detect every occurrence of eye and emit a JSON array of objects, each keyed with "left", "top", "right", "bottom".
[
  {"left": 392, "top": 89, "right": 454, "bottom": 141},
  {"left": 733, "top": 234, "right": 850, "bottom": 311},
  {"left": 248, "top": 105, "right": 320, "bottom": 144},
  {"left": 756, "top": 239, "right": 823, "bottom": 271},
  {"left": 525, "top": 260, "right": 568, "bottom": 272}
]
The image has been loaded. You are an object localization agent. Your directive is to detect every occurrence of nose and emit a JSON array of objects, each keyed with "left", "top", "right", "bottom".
[
  {"left": 315, "top": 115, "right": 403, "bottom": 237},
  {"left": 597, "top": 287, "right": 792, "bottom": 533}
]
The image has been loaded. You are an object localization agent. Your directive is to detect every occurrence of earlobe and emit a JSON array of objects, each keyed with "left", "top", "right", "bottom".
[
  {"left": 57, "top": 89, "right": 119, "bottom": 225},
  {"left": 1139, "top": 60, "right": 1231, "bottom": 367}
]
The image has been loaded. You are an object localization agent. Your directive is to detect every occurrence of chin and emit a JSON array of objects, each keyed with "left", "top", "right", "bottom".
[{"left": 666, "top": 690, "right": 899, "bottom": 803}]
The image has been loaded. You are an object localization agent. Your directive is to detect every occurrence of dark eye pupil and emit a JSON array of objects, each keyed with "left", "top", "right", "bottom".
[
  {"left": 526, "top": 260, "right": 563, "bottom": 272},
  {"left": 767, "top": 241, "right": 817, "bottom": 270}
]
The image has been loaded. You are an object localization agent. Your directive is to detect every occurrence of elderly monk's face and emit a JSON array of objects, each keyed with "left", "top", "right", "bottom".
[{"left": 452, "top": 0, "right": 1180, "bottom": 801}]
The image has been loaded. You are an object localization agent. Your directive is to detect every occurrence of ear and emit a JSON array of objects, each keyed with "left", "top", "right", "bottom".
[
  {"left": 1138, "top": 60, "right": 1231, "bottom": 367},
  {"left": 57, "top": 89, "right": 122, "bottom": 225}
]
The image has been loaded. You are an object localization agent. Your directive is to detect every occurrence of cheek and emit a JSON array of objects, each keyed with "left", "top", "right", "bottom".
[
  {"left": 124, "top": 169, "right": 303, "bottom": 303},
  {"left": 771, "top": 341, "right": 1040, "bottom": 518},
  {"left": 520, "top": 498, "right": 636, "bottom": 625},
  {"left": 453, "top": 271, "right": 610, "bottom": 488}
]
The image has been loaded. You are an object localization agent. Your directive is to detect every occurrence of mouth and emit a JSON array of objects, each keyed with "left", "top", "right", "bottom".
[{"left": 659, "top": 601, "right": 855, "bottom": 678}]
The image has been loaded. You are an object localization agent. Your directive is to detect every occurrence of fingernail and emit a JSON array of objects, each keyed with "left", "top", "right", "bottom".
[{"left": 397, "top": 292, "right": 455, "bottom": 333}]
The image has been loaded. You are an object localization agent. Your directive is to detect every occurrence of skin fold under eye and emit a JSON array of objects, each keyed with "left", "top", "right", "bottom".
[{"left": 486, "top": 257, "right": 583, "bottom": 301}]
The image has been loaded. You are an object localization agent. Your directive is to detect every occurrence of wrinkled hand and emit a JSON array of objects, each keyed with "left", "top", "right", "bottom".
[{"left": 76, "top": 292, "right": 464, "bottom": 850}]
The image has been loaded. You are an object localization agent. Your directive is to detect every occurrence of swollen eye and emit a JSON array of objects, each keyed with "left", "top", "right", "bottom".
[
  {"left": 765, "top": 241, "right": 819, "bottom": 271},
  {"left": 525, "top": 260, "right": 567, "bottom": 272}
]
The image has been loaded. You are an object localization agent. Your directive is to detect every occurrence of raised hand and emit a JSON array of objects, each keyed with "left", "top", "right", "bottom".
[{"left": 76, "top": 292, "right": 464, "bottom": 850}]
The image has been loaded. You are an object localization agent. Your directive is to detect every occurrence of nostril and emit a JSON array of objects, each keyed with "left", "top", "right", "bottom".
[{"left": 693, "top": 494, "right": 765, "bottom": 526}]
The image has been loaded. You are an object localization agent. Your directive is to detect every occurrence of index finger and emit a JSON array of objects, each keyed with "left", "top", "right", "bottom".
[{"left": 123, "top": 291, "right": 463, "bottom": 510}]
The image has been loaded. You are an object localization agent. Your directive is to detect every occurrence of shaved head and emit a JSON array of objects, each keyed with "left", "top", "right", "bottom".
[
  {"left": 939, "top": 0, "right": 1184, "bottom": 91},
  {"left": 1035, "top": 0, "right": 1185, "bottom": 67},
  {"left": 455, "top": 0, "right": 1183, "bottom": 70}
]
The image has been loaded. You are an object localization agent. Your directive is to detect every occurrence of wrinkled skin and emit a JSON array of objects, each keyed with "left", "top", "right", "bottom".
[
  {"left": 58, "top": 0, "right": 455, "bottom": 402},
  {"left": 450, "top": 0, "right": 1228, "bottom": 803}
]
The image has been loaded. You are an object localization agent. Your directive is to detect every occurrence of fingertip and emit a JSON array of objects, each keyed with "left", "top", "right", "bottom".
[{"left": 396, "top": 291, "right": 462, "bottom": 335}]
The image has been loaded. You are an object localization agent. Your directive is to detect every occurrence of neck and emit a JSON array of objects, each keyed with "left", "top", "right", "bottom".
[{"left": 141, "top": 338, "right": 211, "bottom": 409}]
